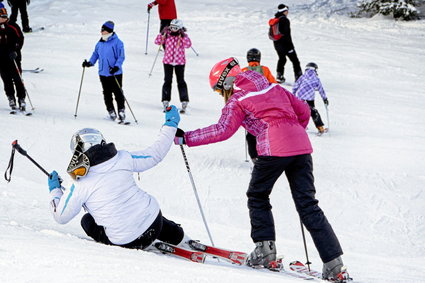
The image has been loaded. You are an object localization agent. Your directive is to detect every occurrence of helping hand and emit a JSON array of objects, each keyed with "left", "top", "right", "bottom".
[
  {"left": 48, "top": 171, "right": 61, "bottom": 192},
  {"left": 164, "top": 105, "right": 180, "bottom": 128},
  {"left": 174, "top": 128, "right": 186, "bottom": 145},
  {"left": 82, "top": 60, "right": 92, "bottom": 68}
]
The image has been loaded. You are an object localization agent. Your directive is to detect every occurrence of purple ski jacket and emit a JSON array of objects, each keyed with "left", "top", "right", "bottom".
[
  {"left": 184, "top": 71, "right": 313, "bottom": 157},
  {"left": 292, "top": 69, "right": 327, "bottom": 101}
]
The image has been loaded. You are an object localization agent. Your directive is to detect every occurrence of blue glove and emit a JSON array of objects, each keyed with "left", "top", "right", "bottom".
[
  {"left": 48, "top": 171, "right": 61, "bottom": 192},
  {"left": 164, "top": 105, "right": 180, "bottom": 128}
]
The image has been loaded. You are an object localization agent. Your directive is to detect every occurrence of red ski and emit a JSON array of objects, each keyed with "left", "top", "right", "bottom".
[
  {"left": 188, "top": 240, "right": 248, "bottom": 265},
  {"left": 289, "top": 260, "right": 352, "bottom": 282},
  {"left": 154, "top": 242, "right": 206, "bottom": 263}
]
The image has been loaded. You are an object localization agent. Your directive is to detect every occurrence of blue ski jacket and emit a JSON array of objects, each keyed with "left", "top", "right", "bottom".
[{"left": 89, "top": 33, "right": 125, "bottom": 77}]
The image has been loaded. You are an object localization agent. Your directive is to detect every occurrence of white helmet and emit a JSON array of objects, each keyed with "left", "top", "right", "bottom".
[
  {"left": 170, "top": 19, "right": 184, "bottom": 31},
  {"left": 70, "top": 128, "right": 105, "bottom": 154}
]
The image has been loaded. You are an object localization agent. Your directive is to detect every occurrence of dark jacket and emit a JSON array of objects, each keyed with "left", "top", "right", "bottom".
[
  {"left": 0, "top": 20, "right": 24, "bottom": 60},
  {"left": 274, "top": 12, "right": 294, "bottom": 50}
]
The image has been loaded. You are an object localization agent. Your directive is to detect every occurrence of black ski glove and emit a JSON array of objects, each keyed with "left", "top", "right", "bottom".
[
  {"left": 323, "top": 98, "right": 329, "bottom": 106},
  {"left": 109, "top": 66, "right": 119, "bottom": 74},
  {"left": 174, "top": 128, "right": 186, "bottom": 145},
  {"left": 9, "top": 51, "right": 17, "bottom": 61},
  {"left": 82, "top": 60, "right": 92, "bottom": 68}
]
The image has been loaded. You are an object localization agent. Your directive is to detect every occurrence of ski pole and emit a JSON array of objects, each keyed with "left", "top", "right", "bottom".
[
  {"left": 299, "top": 218, "right": 312, "bottom": 271},
  {"left": 179, "top": 145, "right": 215, "bottom": 246},
  {"left": 5, "top": 140, "right": 50, "bottom": 182},
  {"left": 74, "top": 66, "right": 86, "bottom": 118},
  {"left": 191, "top": 46, "right": 199, "bottom": 56},
  {"left": 325, "top": 104, "right": 330, "bottom": 131},
  {"left": 113, "top": 75, "right": 139, "bottom": 124},
  {"left": 148, "top": 44, "right": 162, "bottom": 77},
  {"left": 144, "top": 11, "right": 151, "bottom": 55},
  {"left": 244, "top": 130, "right": 249, "bottom": 162},
  {"left": 13, "top": 59, "right": 34, "bottom": 110}
]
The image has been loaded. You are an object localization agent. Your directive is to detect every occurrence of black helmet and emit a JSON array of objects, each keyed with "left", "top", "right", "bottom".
[
  {"left": 247, "top": 48, "right": 261, "bottom": 63},
  {"left": 305, "top": 62, "right": 318, "bottom": 71}
]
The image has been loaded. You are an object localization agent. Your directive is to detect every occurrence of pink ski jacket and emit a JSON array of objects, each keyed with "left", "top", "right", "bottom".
[
  {"left": 185, "top": 71, "right": 313, "bottom": 157},
  {"left": 154, "top": 30, "right": 191, "bottom": 65}
]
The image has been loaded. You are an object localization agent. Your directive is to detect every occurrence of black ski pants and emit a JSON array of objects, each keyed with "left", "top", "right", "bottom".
[
  {"left": 247, "top": 154, "right": 343, "bottom": 263},
  {"left": 162, "top": 64, "right": 189, "bottom": 103},
  {"left": 306, "top": 100, "right": 324, "bottom": 128},
  {"left": 0, "top": 56, "right": 25, "bottom": 103},
  {"left": 99, "top": 74, "right": 125, "bottom": 113},
  {"left": 81, "top": 210, "right": 184, "bottom": 250},
  {"left": 160, "top": 19, "right": 172, "bottom": 33},
  {"left": 9, "top": 0, "right": 30, "bottom": 31},
  {"left": 246, "top": 132, "right": 258, "bottom": 160},
  {"left": 273, "top": 42, "right": 302, "bottom": 80}
]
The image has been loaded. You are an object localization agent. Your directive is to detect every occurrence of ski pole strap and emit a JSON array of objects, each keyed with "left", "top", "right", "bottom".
[{"left": 4, "top": 144, "right": 16, "bottom": 183}]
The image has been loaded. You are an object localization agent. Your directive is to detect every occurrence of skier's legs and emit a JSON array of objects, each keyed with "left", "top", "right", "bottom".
[
  {"left": 80, "top": 213, "right": 112, "bottom": 245},
  {"left": 247, "top": 156, "right": 288, "bottom": 242},
  {"left": 111, "top": 74, "right": 125, "bottom": 110},
  {"left": 273, "top": 42, "right": 287, "bottom": 75},
  {"left": 246, "top": 132, "right": 258, "bottom": 160},
  {"left": 99, "top": 75, "right": 115, "bottom": 112},
  {"left": 287, "top": 49, "right": 303, "bottom": 80},
  {"left": 306, "top": 100, "right": 324, "bottom": 128},
  {"left": 0, "top": 65, "right": 16, "bottom": 101},
  {"left": 162, "top": 64, "right": 173, "bottom": 102},
  {"left": 19, "top": 3, "right": 30, "bottom": 31},
  {"left": 9, "top": 5, "right": 18, "bottom": 24},
  {"left": 156, "top": 215, "right": 184, "bottom": 245},
  {"left": 123, "top": 211, "right": 163, "bottom": 249},
  {"left": 159, "top": 19, "right": 172, "bottom": 33},
  {"left": 174, "top": 65, "right": 189, "bottom": 102},
  {"left": 10, "top": 58, "right": 25, "bottom": 101},
  {"left": 285, "top": 154, "right": 343, "bottom": 263}
]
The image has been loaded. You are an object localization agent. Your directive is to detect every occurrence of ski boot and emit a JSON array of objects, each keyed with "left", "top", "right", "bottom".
[
  {"left": 246, "top": 240, "right": 276, "bottom": 269},
  {"left": 180, "top": 101, "right": 188, "bottom": 114},
  {"left": 276, "top": 72, "right": 285, "bottom": 84},
  {"left": 118, "top": 109, "right": 126, "bottom": 122},
  {"left": 162, "top": 101, "right": 169, "bottom": 112},
  {"left": 322, "top": 256, "right": 350, "bottom": 282},
  {"left": 18, "top": 99, "right": 26, "bottom": 112},
  {"left": 8, "top": 97, "right": 17, "bottom": 110},
  {"left": 108, "top": 109, "right": 117, "bottom": 121}
]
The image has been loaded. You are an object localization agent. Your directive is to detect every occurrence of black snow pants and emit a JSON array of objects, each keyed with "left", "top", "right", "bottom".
[
  {"left": 247, "top": 154, "right": 343, "bottom": 263},
  {"left": 162, "top": 64, "right": 189, "bottom": 103},
  {"left": 81, "top": 210, "right": 184, "bottom": 249},
  {"left": 0, "top": 56, "right": 25, "bottom": 103},
  {"left": 99, "top": 74, "right": 125, "bottom": 113},
  {"left": 306, "top": 100, "right": 324, "bottom": 128},
  {"left": 9, "top": 0, "right": 30, "bottom": 31},
  {"left": 273, "top": 41, "right": 302, "bottom": 81}
]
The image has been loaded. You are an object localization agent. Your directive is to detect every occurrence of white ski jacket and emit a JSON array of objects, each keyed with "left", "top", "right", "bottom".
[{"left": 49, "top": 126, "right": 176, "bottom": 245}]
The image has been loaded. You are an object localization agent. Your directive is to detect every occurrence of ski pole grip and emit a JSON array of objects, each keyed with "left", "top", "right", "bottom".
[
  {"left": 166, "top": 106, "right": 172, "bottom": 112},
  {"left": 12, "top": 140, "right": 27, "bottom": 156}
]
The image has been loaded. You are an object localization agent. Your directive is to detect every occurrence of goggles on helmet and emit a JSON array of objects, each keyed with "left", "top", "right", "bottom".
[
  {"left": 213, "top": 58, "right": 239, "bottom": 91},
  {"left": 67, "top": 150, "right": 90, "bottom": 180}
]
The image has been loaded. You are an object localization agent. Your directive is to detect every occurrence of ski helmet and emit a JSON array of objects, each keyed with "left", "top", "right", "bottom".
[
  {"left": 170, "top": 19, "right": 184, "bottom": 31},
  {"left": 209, "top": 57, "right": 242, "bottom": 91},
  {"left": 67, "top": 128, "right": 105, "bottom": 180},
  {"left": 305, "top": 62, "right": 318, "bottom": 71},
  {"left": 247, "top": 48, "right": 261, "bottom": 63}
]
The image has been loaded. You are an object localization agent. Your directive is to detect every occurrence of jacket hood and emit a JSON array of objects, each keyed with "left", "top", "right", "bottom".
[{"left": 234, "top": 70, "right": 270, "bottom": 92}]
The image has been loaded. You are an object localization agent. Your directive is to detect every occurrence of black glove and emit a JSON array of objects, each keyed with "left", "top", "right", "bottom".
[
  {"left": 178, "top": 29, "right": 186, "bottom": 37},
  {"left": 9, "top": 51, "right": 17, "bottom": 61},
  {"left": 323, "top": 98, "right": 329, "bottom": 106},
  {"left": 109, "top": 66, "right": 119, "bottom": 74},
  {"left": 174, "top": 128, "right": 186, "bottom": 145},
  {"left": 82, "top": 60, "right": 92, "bottom": 68}
]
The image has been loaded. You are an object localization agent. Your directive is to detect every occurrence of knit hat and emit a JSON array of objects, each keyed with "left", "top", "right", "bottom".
[
  {"left": 278, "top": 4, "right": 288, "bottom": 12},
  {"left": 101, "top": 21, "right": 114, "bottom": 33},
  {"left": 0, "top": 4, "right": 8, "bottom": 18}
]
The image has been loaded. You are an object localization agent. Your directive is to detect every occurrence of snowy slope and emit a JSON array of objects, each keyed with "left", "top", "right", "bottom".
[{"left": 1, "top": 0, "right": 425, "bottom": 282}]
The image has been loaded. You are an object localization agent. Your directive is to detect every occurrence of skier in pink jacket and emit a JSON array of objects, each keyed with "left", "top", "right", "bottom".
[
  {"left": 154, "top": 18, "right": 191, "bottom": 113},
  {"left": 173, "top": 58, "right": 349, "bottom": 282}
]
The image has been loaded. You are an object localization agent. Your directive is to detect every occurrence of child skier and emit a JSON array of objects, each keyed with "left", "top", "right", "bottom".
[
  {"left": 154, "top": 18, "right": 191, "bottom": 113},
  {"left": 292, "top": 62, "right": 329, "bottom": 134},
  {"left": 242, "top": 48, "right": 277, "bottom": 162},
  {"left": 47, "top": 106, "right": 193, "bottom": 251},
  {"left": 173, "top": 58, "right": 349, "bottom": 282}
]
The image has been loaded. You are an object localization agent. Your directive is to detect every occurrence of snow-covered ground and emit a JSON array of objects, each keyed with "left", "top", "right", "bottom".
[{"left": 1, "top": 0, "right": 424, "bottom": 282}]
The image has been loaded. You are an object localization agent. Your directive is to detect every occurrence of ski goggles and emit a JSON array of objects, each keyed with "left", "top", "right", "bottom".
[
  {"left": 169, "top": 25, "right": 180, "bottom": 32},
  {"left": 67, "top": 152, "right": 90, "bottom": 180}
]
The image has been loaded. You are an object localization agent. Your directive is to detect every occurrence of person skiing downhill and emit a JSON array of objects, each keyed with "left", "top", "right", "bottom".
[
  {"left": 173, "top": 57, "right": 349, "bottom": 282},
  {"left": 47, "top": 106, "right": 194, "bottom": 251},
  {"left": 242, "top": 48, "right": 277, "bottom": 162},
  {"left": 270, "top": 4, "right": 302, "bottom": 83},
  {"left": 293, "top": 62, "right": 329, "bottom": 134},
  {"left": 82, "top": 21, "right": 126, "bottom": 122},
  {"left": 0, "top": 4, "right": 26, "bottom": 112},
  {"left": 154, "top": 19, "right": 191, "bottom": 113}
]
